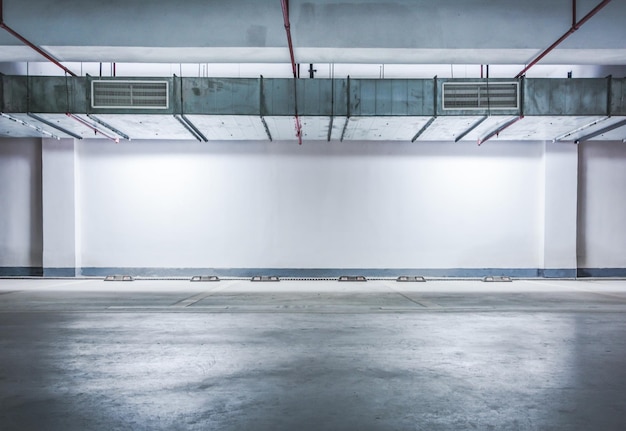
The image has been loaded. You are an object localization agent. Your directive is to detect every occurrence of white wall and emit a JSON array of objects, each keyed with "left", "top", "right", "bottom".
[
  {"left": 543, "top": 142, "right": 578, "bottom": 270},
  {"left": 77, "top": 140, "right": 544, "bottom": 269},
  {"left": 41, "top": 139, "right": 80, "bottom": 274},
  {"left": 0, "top": 138, "right": 42, "bottom": 268},
  {"left": 578, "top": 141, "right": 626, "bottom": 269}
]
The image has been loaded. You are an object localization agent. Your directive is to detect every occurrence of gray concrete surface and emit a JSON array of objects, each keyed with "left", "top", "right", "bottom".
[
  {"left": 2, "top": 0, "right": 626, "bottom": 64},
  {"left": 1, "top": 278, "right": 626, "bottom": 430}
]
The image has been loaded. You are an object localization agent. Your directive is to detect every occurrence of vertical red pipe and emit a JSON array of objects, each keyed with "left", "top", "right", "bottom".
[
  {"left": 281, "top": 0, "right": 297, "bottom": 78},
  {"left": 515, "top": 0, "right": 612, "bottom": 78},
  {"left": 0, "top": 0, "right": 77, "bottom": 76},
  {"left": 280, "top": 0, "right": 303, "bottom": 144}
]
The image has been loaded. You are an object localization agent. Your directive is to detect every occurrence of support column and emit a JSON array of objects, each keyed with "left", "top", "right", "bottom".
[
  {"left": 41, "top": 138, "right": 80, "bottom": 276},
  {"left": 543, "top": 141, "right": 578, "bottom": 278}
]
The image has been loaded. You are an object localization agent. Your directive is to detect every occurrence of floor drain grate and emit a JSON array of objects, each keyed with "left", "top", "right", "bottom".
[
  {"left": 338, "top": 275, "right": 367, "bottom": 282},
  {"left": 190, "top": 275, "right": 220, "bottom": 282},
  {"left": 396, "top": 276, "right": 426, "bottom": 282},
  {"left": 104, "top": 275, "right": 134, "bottom": 282},
  {"left": 483, "top": 276, "right": 512, "bottom": 282},
  {"left": 251, "top": 275, "right": 280, "bottom": 282}
]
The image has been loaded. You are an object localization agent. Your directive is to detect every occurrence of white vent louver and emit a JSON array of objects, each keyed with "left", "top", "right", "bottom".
[
  {"left": 91, "top": 80, "right": 169, "bottom": 109},
  {"left": 442, "top": 82, "right": 519, "bottom": 110}
]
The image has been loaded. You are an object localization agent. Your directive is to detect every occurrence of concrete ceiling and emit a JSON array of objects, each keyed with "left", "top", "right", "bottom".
[{"left": 0, "top": 0, "right": 625, "bottom": 65}]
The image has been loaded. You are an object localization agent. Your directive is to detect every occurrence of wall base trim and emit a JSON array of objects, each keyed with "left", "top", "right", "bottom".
[
  {"left": 539, "top": 269, "right": 577, "bottom": 278},
  {"left": 79, "top": 267, "right": 572, "bottom": 278},
  {"left": 577, "top": 268, "right": 626, "bottom": 277},
  {"left": 0, "top": 267, "right": 44, "bottom": 276},
  {"left": 43, "top": 268, "right": 77, "bottom": 277},
  {"left": 3, "top": 267, "right": 622, "bottom": 279}
]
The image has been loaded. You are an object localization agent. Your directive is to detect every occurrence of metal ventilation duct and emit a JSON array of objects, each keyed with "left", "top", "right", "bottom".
[
  {"left": 442, "top": 82, "right": 519, "bottom": 110},
  {"left": 91, "top": 80, "right": 169, "bottom": 109},
  {"left": 2, "top": 76, "right": 625, "bottom": 142}
]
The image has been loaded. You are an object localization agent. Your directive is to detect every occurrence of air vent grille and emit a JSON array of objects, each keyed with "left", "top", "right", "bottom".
[
  {"left": 92, "top": 80, "right": 169, "bottom": 109},
  {"left": 443, "top": 82, "right": 519, "bottom": 110}
]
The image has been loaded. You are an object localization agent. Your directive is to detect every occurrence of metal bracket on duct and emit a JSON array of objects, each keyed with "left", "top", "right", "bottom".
[{"left": 174, "top": 74, "right": 207, "bottom": 142}]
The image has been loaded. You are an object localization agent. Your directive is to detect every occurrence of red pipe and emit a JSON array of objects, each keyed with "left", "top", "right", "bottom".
[
  {"left": 66, "top": 113, "right": 119, "bottom": 143},
  {"left": 281, "top": 0, "right": 297, "bottom": 78},
  {"left": 280, "top": 0, "right": 303, "bottom": 144},
  {"left": 515, "top": 0, "right": 612, "bottom": 78},
  {"left": 0, "top": 0, "right": 77, "bottom": 76}
]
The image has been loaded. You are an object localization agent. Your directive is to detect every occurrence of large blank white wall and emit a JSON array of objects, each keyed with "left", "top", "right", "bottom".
[
  {"left": 77, "top": 140, "right": 544, "bottom": 270},
  {"left": 0, "top": 138, "right": 42, "bottom": 268},
  {"left": 578, "top": 142, "right": 626, "bottom": 269}
]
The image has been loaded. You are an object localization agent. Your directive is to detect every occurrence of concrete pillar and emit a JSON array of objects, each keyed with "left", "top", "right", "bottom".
[
  {"left": 41, "top": 139, "right": 80, "bottom": 276},
  {"left": 543, "top": 142, "right": 578, "bottom": 278}
]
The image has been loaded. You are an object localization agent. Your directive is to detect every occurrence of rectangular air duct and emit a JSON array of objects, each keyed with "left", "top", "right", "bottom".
[
  {"left": 443, "top": 82, "right": 519, "bottom": 110},
  {"left": 91, "top": 80, "right": 169, "bottom": 109}
]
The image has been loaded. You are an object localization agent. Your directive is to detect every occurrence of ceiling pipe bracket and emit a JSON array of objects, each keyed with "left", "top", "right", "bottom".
[
  {"left": 455, "top": 116, "right": 488, "bottom": 142},
  {"left": 1, "top": 112, "right": 61, "bottom": 139},
  {"left": 411, "top": 117, "right": 436, "bottom": 142},
  {"left": 65, "top": 113, "right": 119, "bottom": 143},
  {"left": 27, "top": 112, "right": 82, "bottom": 139},
  {"left": 86, "top": 114, "right": 130, "bottom": 141},
  {"left": 478, "top": 116, "right": 524, "bottom": 146},
  {"left": 575, "top": 118, "right": 626, "bottom": 143}
]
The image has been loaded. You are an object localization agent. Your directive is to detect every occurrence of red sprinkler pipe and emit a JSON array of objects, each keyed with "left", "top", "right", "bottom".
[
  {"left": 515, "top": 0, "right": 612, "bottom": 78},
  {"left": 0, "top": 0, "right": 77, "bottom": 76},
  {"left": 280, "top": 0, "right": 303, "bottom": 144},
  {"left": 281, "top": 0, "right": 297, "bottom": 78},
  {"left": 66, "top": 113, "right": 119, "bottom": 143}
]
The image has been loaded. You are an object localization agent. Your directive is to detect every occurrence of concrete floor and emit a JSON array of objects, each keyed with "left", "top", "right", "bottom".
[{"left": 1, "top": 278, "right": 626, "bottom": 430}]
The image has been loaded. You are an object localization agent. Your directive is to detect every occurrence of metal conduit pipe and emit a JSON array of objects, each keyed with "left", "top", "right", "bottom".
[
  {"left": 0, "top": 0, "right": 77, "bottom": 76},
  {"left": 280, "top": 0, "right": 303, "bottom": 145},
  {"left": 515, "top": 0, "right": 612, "bottom": 78}
]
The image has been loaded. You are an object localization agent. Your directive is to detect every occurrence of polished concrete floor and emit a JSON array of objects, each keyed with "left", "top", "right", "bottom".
[{"left": 1, "top": 278, "right": 626, "bottom": 430}]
